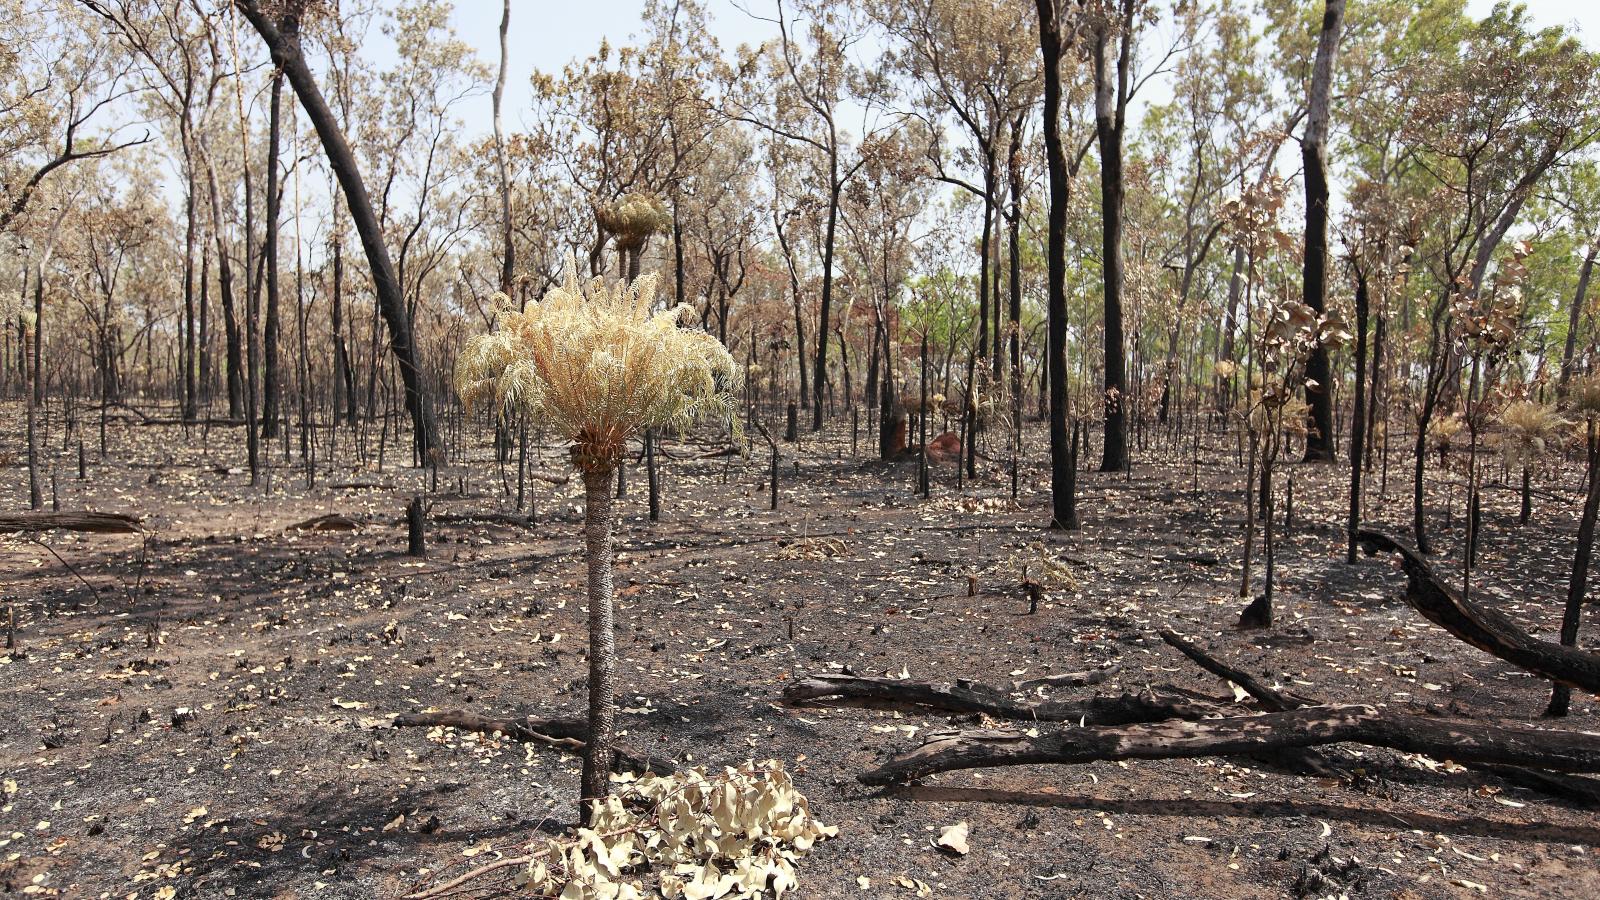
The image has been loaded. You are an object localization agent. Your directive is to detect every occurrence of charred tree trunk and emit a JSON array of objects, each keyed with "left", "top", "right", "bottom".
[
  {"left": 1558, "top": 242, "right": 1596, "bottom": 399},
  {"left": 1358, "top": 530, "right": 1600, "bottom": 694},
  {"left": 1549, "top": 429, "right": 1600, "bottom": 716},
  {"left": 1300, "top": 0, "right": 1346, "bottom": 462},
  {"left": 492, "top": 0, "right": 514, "bottom": 296},
  {"left": 261, "top": 62, "right": 285, "bottom": 441},
  {"left": 237, "top": 0, "right": 436, "bottom": 459},
  {"left": 860, "top": 705, "right": 1600, "bottom": 785},
  {"left": 1036, "top": 0, "right": 1078, "bottom": 529},
  {"left": 1093, "top": 12, "right": 1130, "bottom": 473},
  {"left": 1347, "top": 259, "right": 1370, "bottom": 562}
]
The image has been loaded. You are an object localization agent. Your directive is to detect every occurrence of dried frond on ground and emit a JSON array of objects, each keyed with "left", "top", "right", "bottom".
[
  {"left": 1005, "top": 540, "right": 1080, "bottom": 596},
  {"left": 774, "top": 536, "right": 848, "bottom": 561},
  {"left": 508, "top": 761, "right": 834, "bottom": 900}
]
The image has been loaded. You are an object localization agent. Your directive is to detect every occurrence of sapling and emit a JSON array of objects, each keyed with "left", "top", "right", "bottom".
[{"left": 455, "top": 259, "right": 737, "bottom": 820}]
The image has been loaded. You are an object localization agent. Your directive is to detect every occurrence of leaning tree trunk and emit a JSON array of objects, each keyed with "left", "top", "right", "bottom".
[
  {"left": 1550, "top": 427, "right": 1600, "bottom": 716},
  {"left": 237, "top": 0, "right": 436, "bottom": 459},
  {"left": 578, "top": 468, "right": 618, "bottom": 822},
  {"left": 1558, "top": 242, "right": 1597, "bottom": 400},
  {"left": 1300, "top": 0, "right": 1346, "bottom": 462}
]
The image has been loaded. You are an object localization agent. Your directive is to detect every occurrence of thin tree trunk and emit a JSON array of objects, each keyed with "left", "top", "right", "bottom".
[
  {"left": 204, "top": 157, "right": 244, "bottom": 419},
  {"left": 1347, "top": 261, "right": 1370, "bottom": 562},
  {"left": 492, "top": 0, "right": 514, "bottom": 295},
  {"left": 24, "top": 280, "right": 41, "bottom": 510},
  {"left": 812, "top": 169, "right": 840, "bottom": 432},
  {"left": 1558, "top": 242, "right": 1596, "bottom": 399},
  {"left": 1549, "top": 426, "right": 1600, "bottom": 716},
  {"left": 261, "top": 63, "right": 284, "bottom": 441}
]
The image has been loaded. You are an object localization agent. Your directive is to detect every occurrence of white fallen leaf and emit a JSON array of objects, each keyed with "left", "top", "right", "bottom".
[{"left": 935, "top": 821, "right": 969, "bottom": 855}]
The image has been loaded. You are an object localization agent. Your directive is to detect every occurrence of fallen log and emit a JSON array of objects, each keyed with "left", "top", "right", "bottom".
[
  {"left": 1013, "top": 663, "right": 1122, "bottom": 692},
  {"left": 1158, "top": 629, "right": 1335, "bottom": 774},
  {"left": 285, "top": 514, "right": 360, "bottom": 532},
  {"left": 1357, "top": 529, "right": 1600, "bottom": 694},
  {"left": 782, "top": 674, "right": 1229, "bottom": 724},
  {"left": 0, "top": 511, "right": 143, "bottom": 534},
  {"left": 431, "top": 512, "right": 536, "bottom": 529},
  {"left": 1161, "top": 627, "right": 1600, "bottom": 803},
  {"left": 391, "top": 709, "right": 673, "bottom": 776},
  {"left": 860, "top": 704, "right": 1600, "bottom": 785},
  {"left": 1159, "top": 629, "right": 1310, "bottom": 711}
]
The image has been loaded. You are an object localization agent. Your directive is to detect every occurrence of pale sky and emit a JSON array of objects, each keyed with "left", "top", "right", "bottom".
[{"left": 368, "top": 0, "right": 1600, "bottom": 145}]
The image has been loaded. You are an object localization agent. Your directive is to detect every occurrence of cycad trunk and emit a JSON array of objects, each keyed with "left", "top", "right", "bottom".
[{"left": 579, "top": 468, "right": 618, "bottom": 822}]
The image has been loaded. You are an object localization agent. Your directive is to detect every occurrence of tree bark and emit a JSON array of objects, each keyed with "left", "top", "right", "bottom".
[
  {"left": 1093, "top": 11, "right": 1130, "bottom": 473},
  {"left": 813, "top": 172, "right": 841, "bottom": 431},
  {"left": 0, "top": 512, "right": 143, "bottom": 534},
  {"left": 783, "top": 674, "right": 1227, "bottom": 725},
  {"left": 1300, "top": 0, "right": 1346, "bottom": 462},
  {"left": 23, "top": 297, "right": 41, "bottom": 510},
  {"left": 1036, "top": 0, "right": 1077, "bottom": 529},
  {"left": 204, "top": 156, "right": 245, "bottom": 419},
  {"left": 492, "top": 0, "right": 514, "bottom": 295},
  {"left": 1558, "top": 242, "right": 1596, "bottom": 399},
  {"left": 1347, "top": 259, "right": 1370, "bottom": 562},
  {"left": 1549, "top": 429, "right": 1600, "bottom": 716},
  {"left": 578, "top": 468, "right": 618, "bottom": 823},
  {"left": 1358, "top": 530, "right": 1600, "bottom": 694},
  {"left": 392, "top": 710, "right": 671, "bottom": 776},
  {"left": 261, "top": 60, "right": 285, "bottom": 441}
]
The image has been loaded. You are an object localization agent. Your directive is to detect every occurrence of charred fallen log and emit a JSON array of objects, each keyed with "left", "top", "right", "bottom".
[
  {"left": 1357, "top": 529, "right": 1600, "bottom": 693},
  {"left": 0, "top": 512, "right": 143, "bottom": 534},
  {"left": 860, "top": 705, "right": 1600, "bottom": 785},
  {"left": 782, "top": 673, "right": 1229, "bottom": 725}
]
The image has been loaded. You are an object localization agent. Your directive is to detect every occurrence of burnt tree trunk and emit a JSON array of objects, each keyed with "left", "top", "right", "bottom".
[
  {"left": 1036, "top": 0, "right": 1077, "bottom": 529},
  {"left": 1093, "top": 8, "right": 1131, "bottom": 473},
  {"left": 1300, "top": 0, "right": 1346, "bottom": 462},
  {"left": 237, "top": 0, "right": 436, "bottom": 459},
  {"left": 1549, "top": 427, "right": 1600, "bottom": 716},
  {"left": 1358, "top": 530, "right": 1600, "bottom": 694}
]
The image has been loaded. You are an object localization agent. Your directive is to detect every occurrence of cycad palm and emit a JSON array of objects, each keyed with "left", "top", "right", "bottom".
[
  {"left": 1499, "top": 400, "right": 1564, "bottom": 525},
  {"left": 456, "top": 258, "right": 738, "bottom": 819}
]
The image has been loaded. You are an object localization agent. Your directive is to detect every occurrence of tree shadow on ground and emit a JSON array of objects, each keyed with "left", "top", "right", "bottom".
[
  {"left": 879, "top": 784, "right": 1600, "bottom": 845},
  {"left": 169, "top": 784, "right": 529, "bottom": 899}
]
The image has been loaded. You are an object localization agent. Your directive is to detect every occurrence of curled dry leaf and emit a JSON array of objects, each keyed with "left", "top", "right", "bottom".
[{"left": 935, "top": 821, "right": 970, "bottom": 856}]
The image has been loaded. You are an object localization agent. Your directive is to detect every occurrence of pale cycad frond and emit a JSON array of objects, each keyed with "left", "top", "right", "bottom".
[
  {"left": 455, "top": 256, "right": 740, "bottom": 472},
  {"left": 1498, "top": 400, "right": 1566, "bottom": 465}
]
